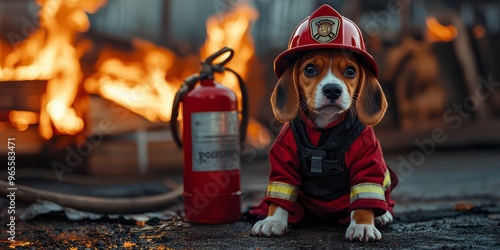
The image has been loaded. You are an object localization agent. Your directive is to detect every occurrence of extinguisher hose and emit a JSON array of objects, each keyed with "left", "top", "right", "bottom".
[
  {"left": 170, "top": 47, "right": 249, "bottom": 149},
  {"left": 171, "top": 74, "right": 200, "bottom": 149},
  {"left": 225, "top": 67, "right": 249, "bottom": 144}
]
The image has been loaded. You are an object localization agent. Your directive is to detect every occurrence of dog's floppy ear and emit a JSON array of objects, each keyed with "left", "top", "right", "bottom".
[
  {"left": 355, "top": 67, "right": 387, "bottom": 126},
  {"left": 270, "top": 63, "right": 299, "bottom": 122}
]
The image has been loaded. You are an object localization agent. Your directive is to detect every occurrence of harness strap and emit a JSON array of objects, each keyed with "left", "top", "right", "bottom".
[
  {"left": 289, "top": 113, "right": 366, "bottom": 201},
  {"left": 290, "top": 113, "right": 365, "bottom": 176}
]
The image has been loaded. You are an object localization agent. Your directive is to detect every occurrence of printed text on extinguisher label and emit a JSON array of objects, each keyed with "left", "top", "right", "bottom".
[{"left": 191, "top": 111, "right": 240, "bottom": 172}]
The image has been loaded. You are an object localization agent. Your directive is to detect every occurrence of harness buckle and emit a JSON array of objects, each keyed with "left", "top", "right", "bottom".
[{"left": 304, "top": 148, "right": 326, "bottom": 173}]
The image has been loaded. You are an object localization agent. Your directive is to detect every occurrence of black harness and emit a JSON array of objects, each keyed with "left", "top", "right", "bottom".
[{"left": 290, "top": 113, "right": 365, "bottom": 201}]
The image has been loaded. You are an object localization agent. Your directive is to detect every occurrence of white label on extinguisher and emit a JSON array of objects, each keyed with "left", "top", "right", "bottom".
[{"left": 191, "top": 111, "right": 240, "bottom": 172}]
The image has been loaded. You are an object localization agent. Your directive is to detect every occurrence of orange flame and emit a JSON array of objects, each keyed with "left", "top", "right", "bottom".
[
  {"left": 85, "top": 3, "right": 269, "bottom": 148},
  {"left": 202, "top": 4, "right": 272, "bottom": 148},
  {"left": 2, "top": 2, "right": 270, "bottom": 148},
  {"left": 426, "top": 17, "right": 458, "bottom": 42},
  {"left": 8, "top": 110, "right": 39, "bottom": 131},
  {"left": 0, "top": 0, "right": 106, "bottom": 138},
  {"left": 86, "top": 4, "right": 259, "bottom": 123},
  {"left": 84, "top": 39, "right": 181, "bottom": 122},
  {"left": 201, "top": 5, "right": 270, "bottom": 148},
  {"left": 201, "top": 4, "right": 259, "bottom": 102}
]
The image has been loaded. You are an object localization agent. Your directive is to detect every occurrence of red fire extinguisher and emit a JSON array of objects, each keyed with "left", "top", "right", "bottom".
[{"left": 171, "top": 47, "right": 248, "bottom": 224}]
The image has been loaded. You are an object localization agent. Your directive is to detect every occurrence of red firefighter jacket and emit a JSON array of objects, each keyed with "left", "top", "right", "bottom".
[{"left": 250, "top": 112, "right": 398, "bottom": 224}]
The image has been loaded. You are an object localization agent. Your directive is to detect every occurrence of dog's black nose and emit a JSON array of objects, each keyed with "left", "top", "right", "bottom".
[{"left": 322, "top": 84, "right": 342, "bottom": 101}]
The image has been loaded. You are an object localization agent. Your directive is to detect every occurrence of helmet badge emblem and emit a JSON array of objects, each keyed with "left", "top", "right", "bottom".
[{"left": 310, "top": 17, "right": 340, "bottom": 43}]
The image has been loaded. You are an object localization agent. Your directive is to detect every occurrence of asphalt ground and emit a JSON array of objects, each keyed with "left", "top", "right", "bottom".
[{"left": 1, "top": 148, "right": 500, "bottom": 249}]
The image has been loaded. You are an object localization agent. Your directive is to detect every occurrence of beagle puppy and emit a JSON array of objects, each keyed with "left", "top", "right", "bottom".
[{"left": 251, "top": 49, "right": 397, "bottom": 242}]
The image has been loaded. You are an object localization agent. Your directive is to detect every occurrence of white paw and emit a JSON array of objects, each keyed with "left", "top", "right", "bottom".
[
  {"left": 251, "top": 206, "right": 288, "bottom": 236},
  {"left": 345, "top": 223, "right": 382, "bottom": 242},
  {"left": 375, "top": 211, "right": 393, "bottom": 227},
  {"left": 252, "top": 219, "right": 287, "bottom": 236}
]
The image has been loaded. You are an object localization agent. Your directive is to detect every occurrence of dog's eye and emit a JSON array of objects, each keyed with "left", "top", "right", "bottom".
[
  {"left": 344, "top": 66, "right": 357, "bottom": 78},
  {"left": 304, "top": 64, "right": 317, "bottom": 77}
]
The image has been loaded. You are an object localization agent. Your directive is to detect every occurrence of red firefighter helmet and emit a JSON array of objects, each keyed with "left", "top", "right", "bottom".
[{"left": 274, "top": 4, "right": 378, "bottom": 78}]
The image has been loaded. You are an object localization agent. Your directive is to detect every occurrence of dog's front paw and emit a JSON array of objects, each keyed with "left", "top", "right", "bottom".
[
  {"left": 375, "top": 211, "right": 393, "bottom": 227},
  {"left": 251, "top": 219, "right": 287, "bottom": 236},
  {"left": 345, "top": 223, "right": 382, "bottom": 242}
]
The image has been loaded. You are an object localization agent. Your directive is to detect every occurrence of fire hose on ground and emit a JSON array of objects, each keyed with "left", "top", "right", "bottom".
[{"left": 0, "top": 168, "right": 183, "bottom": 214}]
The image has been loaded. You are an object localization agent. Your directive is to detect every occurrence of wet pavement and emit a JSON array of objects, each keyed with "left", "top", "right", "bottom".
[{"left": 1, "top": 148, "right": 500, "bottom": 249}]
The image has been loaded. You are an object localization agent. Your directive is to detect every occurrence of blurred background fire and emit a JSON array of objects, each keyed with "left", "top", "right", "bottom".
[{"left": 0, "top": 0, "right": 499, "bottom": 176}]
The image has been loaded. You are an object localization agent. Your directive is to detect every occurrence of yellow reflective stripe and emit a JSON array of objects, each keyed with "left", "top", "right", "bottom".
[
  {"left": 383, "top": 169, "right": 391, "bottom": 191},
  {"left": 266, "top": 181, "right": 299, "bottom": 202},
  {"left": 350, "top": 183, "right": 385, "bottom": 203}
]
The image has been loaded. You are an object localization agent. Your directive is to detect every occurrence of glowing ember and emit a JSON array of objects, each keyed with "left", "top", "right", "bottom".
[
  {"left": 426, "top": 17, "right": 458, "bottom": 42},
  {"left": 0, "top": 0, "right": 107, "bottom": 139},
  {"left": 7, "top": 240, "right": 32, "bottom": 248},
  {"left": 123, "top": 241, "right": 137, "bottom": 247}
]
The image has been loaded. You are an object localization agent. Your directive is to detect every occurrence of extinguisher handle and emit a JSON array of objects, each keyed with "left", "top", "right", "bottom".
[
  {"left": 200, "top": 47, "right": 234, "bottom": 79},
  {"left": 203, "top": 47, "right": 234, "bottom": 69}
]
